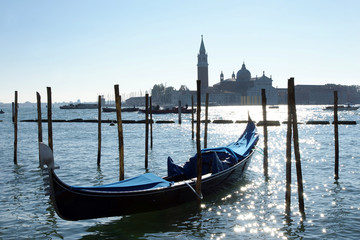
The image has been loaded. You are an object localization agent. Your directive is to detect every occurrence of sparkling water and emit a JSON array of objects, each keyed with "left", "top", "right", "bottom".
[{"left": 0, "top": 105, "right": 359, "bottom": 239}]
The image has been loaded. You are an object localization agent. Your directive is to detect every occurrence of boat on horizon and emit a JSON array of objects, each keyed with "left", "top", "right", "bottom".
[
  {"left": 139, "top": 105, "right": 195, "bottom": 114},
  {"left": 323, "top": 104, "right": 359, "bottom": 111},
  {"left": 40, "top": 117, "right": 258, "bottom": 221},
  {"left": 268, "top": 105, "right": 279, "bottom": 109},
  {"left": 59, "top": 103, "right": 98, "bottom": 109},
  {"left": 102, "top": 107, "right": 139, "bottom": 112}
]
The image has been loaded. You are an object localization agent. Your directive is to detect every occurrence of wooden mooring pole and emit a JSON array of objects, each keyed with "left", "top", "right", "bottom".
[
  {"left": 97, "top": 95, "right": 102, "bottom": 166},
  {"left": 145, "top": 94, "right": 149, "bottom": 169},
  {"left": 12, "top": 102, "right": 15, "bottom": 122},
  {"left": 195, "top": 80, "right": 203, "bottom": 204},
  {"left": 334, "top": 91, "right": 339, "bottom": 180},
  {"left": 191, "top": 95, "right": 194, "bottom": 140},
  {"left": 150, "top": 96, "right": 153, "bottom": 150},
  {"left": 114, "top": 85, "right": 124, "bottom": 180},
  {"left": 204, "top": 93, "right": 209, "bottom": 148},
  {"left": 285, "top": 85, "right": 292, "bottom": 216},
  {"left": 178, "top": 100, "right": 182, "bottom": 124},
  {"left": 288, "top": 78, "right": 305, "bottom": 216},
  {"left": 261, "top": 89, "right": 268, "bottom": 177},
  {"left": 13, "top": 91, "right": 18, "bottom": 164},
  {"left": 47, "top": 87, "right": 53, "bottom": 151},
  {"left": 36, "top": 92, "right": 43, "bottom": 166}
]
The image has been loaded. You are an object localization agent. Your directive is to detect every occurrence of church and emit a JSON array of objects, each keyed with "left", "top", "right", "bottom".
[{"left": 196, "top": 36, "right": 278, "bottom": 105}]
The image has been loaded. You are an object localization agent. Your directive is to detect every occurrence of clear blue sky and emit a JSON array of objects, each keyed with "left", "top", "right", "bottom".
[{"left": 1, "top": 0, "right": 359, "bottom": 103}]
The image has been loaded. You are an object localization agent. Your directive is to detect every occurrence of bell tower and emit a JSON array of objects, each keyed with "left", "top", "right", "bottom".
[{"left": 197, "top": 35, "right": 209, "bottom": 90}]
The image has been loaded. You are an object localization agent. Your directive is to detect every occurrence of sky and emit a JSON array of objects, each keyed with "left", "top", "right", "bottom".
[{"left": 1, "top": 0, "right": 359, "bottom": 103}]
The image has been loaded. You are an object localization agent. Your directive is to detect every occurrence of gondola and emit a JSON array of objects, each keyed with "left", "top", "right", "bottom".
[{"left": 42, "top": 117, "right": 258, "bottom": 221}]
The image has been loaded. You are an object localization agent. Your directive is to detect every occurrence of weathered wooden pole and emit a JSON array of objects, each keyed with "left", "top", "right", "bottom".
[
  {"left": 204, "top": 93, "right": 209, "bottom": 148},
  {"left": 288, "top": 78, "right": 305, "bottom": 216},
  {"left": 13, "top": 91, "right": 18, "bottom": 164},
  {"left": 191, "top": 95, "right": 194, "bottom": 140},
  {"left": 261, "top": 89, "right": 268, "bottom": 177},
  {"left": 195, "top": 80, "right": 203, "bottom": 204},
  {"left": 12, "top": 102, "right": 15, "bottom": 122},
  {"left": 36, "top": 92, "right": 43, "bottom": 166},
  {"left": 145, "top": 93, "right": 149, "bottom": 169},
  {"left": 114, "top": 85, "right": 124, "bottom": 180},
  {"left": 150, "top": 96, "right": 153, "bottom": 150},
  {"left": 47, "top": 87, "right": 53, "bottom": 151},
  {"left": 334, "top": 91, "right": 339, "bottom": 180},
  {"left": 178, "top": 100, "right": 182, "bottom": 124},
  {"left": 285, "top": 83, "right": 292, "bottom": 216},
  {"left": 97, "top": 95, "right": 102, "bottom": 166}
]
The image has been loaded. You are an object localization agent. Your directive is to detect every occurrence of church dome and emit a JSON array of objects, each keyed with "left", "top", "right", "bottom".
[{"left": 236, "top": 63, "right": 251, "bottom": 81}]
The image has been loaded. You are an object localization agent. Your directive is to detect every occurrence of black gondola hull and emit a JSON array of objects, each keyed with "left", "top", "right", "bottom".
[{"left": 49, "top": 151, "right": 254, "bottom": 221}]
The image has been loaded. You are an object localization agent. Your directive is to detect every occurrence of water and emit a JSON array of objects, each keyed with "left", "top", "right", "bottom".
[{"left": 0, "top": 105, "right": 359, "bottom": 239}]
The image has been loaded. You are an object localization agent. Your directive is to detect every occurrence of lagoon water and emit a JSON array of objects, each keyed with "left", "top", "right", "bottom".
[{"left": 0, "top": 104, "right": 359, "bottom": 239}]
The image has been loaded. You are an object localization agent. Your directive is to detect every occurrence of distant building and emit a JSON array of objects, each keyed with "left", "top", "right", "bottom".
[
  {"left": 294, "top": 84, "right": 360, "bottom": 104},
  {"left": 150, "top": 36, "right": 360, "bottom": 106},
  {"left": 276, "top": 84, "right": 360, "bottom": 105},
  {"left": 197, "top": 35, "right": 209, "bottom": 90},
  {"left": 125, "top": 96, "right": 145, "bottom": 106},
  {"left": 197, "top": 36, "right": 278, "bottom": 105}
]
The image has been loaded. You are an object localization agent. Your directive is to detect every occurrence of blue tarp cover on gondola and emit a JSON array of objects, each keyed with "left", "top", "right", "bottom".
[
  {"left": 167, "top": 148, "right": 236, "bottom": 179},
  {"left": 168, "top": 119, "right": 258, "bottom": 179},
  {"left": 70, "top": 173, "right": 172, "bottom": 192}
]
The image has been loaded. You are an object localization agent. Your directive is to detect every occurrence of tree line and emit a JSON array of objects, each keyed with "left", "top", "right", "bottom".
[{"left": 151, "top": 84, "right": 189, "bottom": 104}]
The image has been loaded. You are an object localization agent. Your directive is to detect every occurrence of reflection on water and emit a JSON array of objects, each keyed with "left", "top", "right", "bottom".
[
  {"left": 83, "top": 203, "right": 203, "bottom": 239},
  {"left": 0, "top": 105, "right": 360, "bottom": 239}
]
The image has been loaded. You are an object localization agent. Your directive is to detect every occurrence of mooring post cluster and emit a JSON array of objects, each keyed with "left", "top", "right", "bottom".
[{"left": 11, "top": 82, "right": 343, "bottom": 204}]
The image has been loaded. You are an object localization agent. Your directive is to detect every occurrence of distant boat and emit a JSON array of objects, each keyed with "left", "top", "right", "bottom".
[
  {"left": 139, "top": 106, "right": 195, "bottom": 114},
  {"left": 323, "top": 104, "right": 359, "bottom": 111},
  {"left": 60, "top": 103, "right": 98, "bottom": 109},
  {"left": 102, "top": 107, "right": 139, "bottom": 112},
  {"left": 268, "top": 105, "right": 279, "bottom": 109},
  {"left": 102, "top": 107, "right": 116, "bottom": 112},
  {"left": 0, "top": 109, "right": 4, "bottom": 114}
]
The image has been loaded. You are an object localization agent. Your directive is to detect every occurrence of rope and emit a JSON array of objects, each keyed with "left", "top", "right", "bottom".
[
  {"left": 255, "top": 145, "right": 265, "bottom": 155},
  {"left": 185, "top": 181, "right": 203, "bottom": 200},
  {"left": 254, "top": 146, "right": 270, "bottom": 161}
]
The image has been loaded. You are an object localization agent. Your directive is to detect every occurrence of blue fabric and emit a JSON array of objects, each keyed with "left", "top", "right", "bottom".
[
  {"left": 167, "top": 119, "right": 259, "bottom": 178},
  {"left": 167, "top": 157, "right": 184, "bottom": 177},
  {"left": 71, "top": 173, "right": 172, "bottom": 192},
  {"left": 167, "top": 149, "right": 234, "bottom": 179}
]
